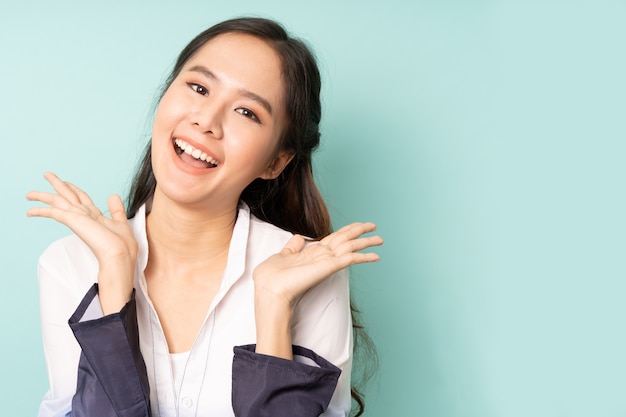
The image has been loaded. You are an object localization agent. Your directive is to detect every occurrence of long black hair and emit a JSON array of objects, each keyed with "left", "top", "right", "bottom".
[{"left": 126, "top": 17, "right": 376, "bottom": 416}]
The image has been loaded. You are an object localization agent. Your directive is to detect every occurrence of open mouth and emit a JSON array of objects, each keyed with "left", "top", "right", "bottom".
[{"left": 173, "top": 138, "right": 219, "bottom": 169}]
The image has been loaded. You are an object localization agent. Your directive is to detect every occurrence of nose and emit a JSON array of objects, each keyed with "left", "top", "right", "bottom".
[{"left": 190, "top": 99, "right": 224, "bottom": 139}]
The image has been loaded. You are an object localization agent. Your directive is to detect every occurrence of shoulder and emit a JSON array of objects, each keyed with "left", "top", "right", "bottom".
[
  {"left": 39, "top": 233, "right": 96, "bottom": 272},
  {"left": 38, "top": 233, "right": 98, "bottom": 297},
  {"left": 248, "top": 213, "right": 294, "bottom": 249}
]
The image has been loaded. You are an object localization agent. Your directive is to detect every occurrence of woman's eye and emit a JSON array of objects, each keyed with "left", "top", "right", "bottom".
[
  {"left": 188, "top": 83, "right": 208, "bottom": 96},
  {"left": 235, "top": 108, "right": 260, "bottom": 123}
]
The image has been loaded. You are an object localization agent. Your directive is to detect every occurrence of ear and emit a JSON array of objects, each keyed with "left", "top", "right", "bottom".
[{"left": 260, "top": 150, "right": 295, "bottom": 180}]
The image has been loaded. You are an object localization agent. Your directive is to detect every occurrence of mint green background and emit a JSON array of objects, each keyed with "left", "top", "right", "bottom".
[{"left": 2, "top": 1, "right": 625, "bottom": 416}]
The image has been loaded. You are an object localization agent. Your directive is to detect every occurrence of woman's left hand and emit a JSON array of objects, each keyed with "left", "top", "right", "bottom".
[
  {"left": 253, "top": 222, "right": 383, "bottom": 309},
  {"left": 252, "top": 222, "right": 382, "bottom": 359}
]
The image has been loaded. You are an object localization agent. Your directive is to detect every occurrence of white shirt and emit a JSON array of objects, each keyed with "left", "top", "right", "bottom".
[{"left": 37, "top": 202, "right": 352, "bottom": 417}]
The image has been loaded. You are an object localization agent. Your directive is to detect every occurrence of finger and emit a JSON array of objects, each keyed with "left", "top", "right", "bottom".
[
  {"left": 280, "top": 234, "right": 306, "bottom": 255},
  {"left": 25, "top": 191, "right": 73, "bottom": 210},
  {"left": 333, "top": 222, "right": 377, "bottom": 241},
  {"left": 107, "top": 194, "right": 127, "bottom": 222},
  {"left": 345, "top": 251, "right": 381, "bottom": 265},
  {"left": 26, "top": 190, "right": 56, "bottom": 203},
  {"left": 66, "top": 182, "right": 96, "bottom": 207},
  {"left": 26, "top": 206, "right": 53, "bottom": 218},
  {"left": 26, "top": 206, "right": 72, "bottom": 223},
  {"left": 336, "top": 235, "right": 384, "bottom": 255},
  {"left": 321, "top": 222, "right": 377, "bottom": 248},
  {"left": 317, "top": 250, "right": 381, "bottom": 274},
  {"left": 43, "top": 172, "right": 81, "bottom": 205}
]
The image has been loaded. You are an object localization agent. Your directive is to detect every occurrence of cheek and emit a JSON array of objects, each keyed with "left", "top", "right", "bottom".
[
  {"left": 152, "top": 103, "right": 168, "bottom": 136},
  {"left": 253, "top": 132, "right": 283, "bottom": 162},
  {"left": 153, "top": 90, "right": 185, "bottom": 131},
  {"left": 150, "top": 102, "right": 176, "bottom": 171}
]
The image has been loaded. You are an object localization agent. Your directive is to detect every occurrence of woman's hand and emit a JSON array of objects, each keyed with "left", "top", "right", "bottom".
[
  {"left": 252, "top": 222, "right": 383, "bottom": 359},
  {"left": 27, "top": 172, "right": 138, "bottom": 314},
  {"left": 254, "top": 222, "right": 383, "bottom": 307}
]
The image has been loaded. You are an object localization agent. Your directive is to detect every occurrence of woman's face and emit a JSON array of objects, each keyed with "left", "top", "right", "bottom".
[{"left": 151, "top": 33, "right": 292, "bottom": 212}]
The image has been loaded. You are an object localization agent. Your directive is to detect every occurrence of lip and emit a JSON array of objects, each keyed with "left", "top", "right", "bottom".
[{"left": 170, "top": 135, "right": 222, "bottom": 176}]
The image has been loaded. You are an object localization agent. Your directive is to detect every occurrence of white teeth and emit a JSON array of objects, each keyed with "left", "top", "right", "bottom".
[{"left": 174, "top": 138, "right": 219, "bottom": 166}]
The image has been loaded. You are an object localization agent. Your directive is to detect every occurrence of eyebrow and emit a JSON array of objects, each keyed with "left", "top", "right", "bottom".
[{"left": 188, "top": 65, "right": 273, "bottom": 115}]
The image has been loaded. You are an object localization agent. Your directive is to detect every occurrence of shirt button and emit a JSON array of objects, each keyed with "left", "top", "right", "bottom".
[{"left": 181, "top": 396, "right": 193, "bottom": 408}]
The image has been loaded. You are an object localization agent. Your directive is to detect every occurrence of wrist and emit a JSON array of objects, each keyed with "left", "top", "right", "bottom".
[
  {"left": 254, "top": 290, "right": 294, "bottom": 360},
  {"left": 97, "top": 261, "right": 135, "bottom": 315}
]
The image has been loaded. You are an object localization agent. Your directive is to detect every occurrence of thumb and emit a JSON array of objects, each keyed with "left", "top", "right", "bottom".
[
  {"left": 281, "top": 234, "right": 305, "bottom": 255},
  {"left": 108, "top": 194, "right": 127, "bottom": 221}
]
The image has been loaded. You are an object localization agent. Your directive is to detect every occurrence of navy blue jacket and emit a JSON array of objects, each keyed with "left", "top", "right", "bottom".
[{"left": 68, "top": 284, "right": 341, "bottom": 417}]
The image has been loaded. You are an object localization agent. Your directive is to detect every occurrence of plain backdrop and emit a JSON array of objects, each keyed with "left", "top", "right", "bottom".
[{"left": 1, "top": 1, "right": 625, "bottom": 416}]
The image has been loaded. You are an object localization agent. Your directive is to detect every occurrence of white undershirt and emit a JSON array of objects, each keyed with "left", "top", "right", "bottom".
[
  {"left": 170, "top": 351, "right": 191, "bottom": 402},
  {"left": 170, "top": 350, "right": 191, "bottom": 413}
]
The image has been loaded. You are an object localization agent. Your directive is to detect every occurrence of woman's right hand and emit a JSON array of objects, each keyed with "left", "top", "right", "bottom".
[{"left": 27, "top": 172, "right": 138, "bottom": 314}]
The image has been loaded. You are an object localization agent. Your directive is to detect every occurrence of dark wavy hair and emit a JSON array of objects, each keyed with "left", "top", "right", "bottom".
[{"left": 126, "top": 17, "right": 376, "bottom": 416}]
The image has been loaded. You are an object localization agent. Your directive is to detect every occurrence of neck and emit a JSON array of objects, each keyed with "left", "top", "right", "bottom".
[{"left": 145, "top": 189, "right": 237, "bottom": 276}]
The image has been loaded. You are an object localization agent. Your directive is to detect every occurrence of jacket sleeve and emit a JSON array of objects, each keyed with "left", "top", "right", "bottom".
[
  {"left": 231, "top": 344, "right": 341, "bottom": 417},
  {"left": 68, "top": 284, "right": 151, "bottom": 417}
]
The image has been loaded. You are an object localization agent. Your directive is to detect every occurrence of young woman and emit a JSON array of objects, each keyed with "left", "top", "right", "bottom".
[{"left": 28, "top": 17, "right": 382, "bottom": 417}]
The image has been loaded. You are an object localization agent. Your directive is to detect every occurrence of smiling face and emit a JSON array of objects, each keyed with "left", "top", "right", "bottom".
[{"left": 150, "top": 33, "right": 293, "bottom": 213}]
